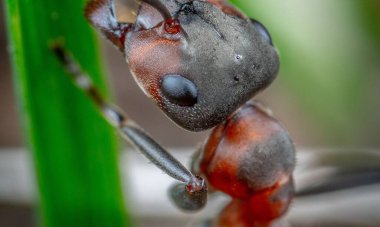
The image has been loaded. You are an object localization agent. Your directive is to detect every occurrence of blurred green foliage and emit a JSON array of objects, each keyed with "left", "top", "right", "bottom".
[
  {"left": 4, "top": 0, "right": 130, "bottom": 226},
  {"left": 231, "top": 0, "right": 380, "bottom": 146}
]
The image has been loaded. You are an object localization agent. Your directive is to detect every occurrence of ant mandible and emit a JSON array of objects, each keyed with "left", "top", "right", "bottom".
[{"left": 53, "top": 0, "right": 296, "bottom": 226}]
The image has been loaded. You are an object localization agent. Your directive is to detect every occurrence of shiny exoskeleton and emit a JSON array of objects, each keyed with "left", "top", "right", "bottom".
[
  {"left": 195, "top": 101, "right": 295, "bottom": 226},
  {"left": 86, "top": 0, "right": 279, "bottom": 131},
  {"left": 54, "top": 0, "right": 295, "bottom": 226}
]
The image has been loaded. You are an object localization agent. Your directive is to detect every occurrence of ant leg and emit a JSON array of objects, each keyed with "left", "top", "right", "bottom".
[{"left": 52, "top": 45, "right": 207, "bottom": 210}]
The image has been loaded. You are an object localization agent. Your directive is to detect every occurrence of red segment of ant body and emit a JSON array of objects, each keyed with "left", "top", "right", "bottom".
[
  {"left": 194, "top": 101, "right": 295, "bottom": 226},
  {"left": 52, "top": 0, "right": 295, "bottom": 226},
  {"left": 199, "top": 101, "right": 295, "bottom": 198}
]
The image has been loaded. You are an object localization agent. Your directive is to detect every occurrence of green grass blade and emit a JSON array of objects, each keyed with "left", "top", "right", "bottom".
[{"left": 4, "top": 0, "right": 131, "bottom": 226}]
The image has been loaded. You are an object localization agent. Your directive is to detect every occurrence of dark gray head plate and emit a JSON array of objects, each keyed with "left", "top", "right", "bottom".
[{"left": 125, "top": 0, "right": 279, "bottom": 131}]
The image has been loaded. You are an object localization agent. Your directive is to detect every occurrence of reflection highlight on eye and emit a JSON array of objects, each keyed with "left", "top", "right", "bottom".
[{"left": 161, "top": 74, "right": 198, "bottom": 107}]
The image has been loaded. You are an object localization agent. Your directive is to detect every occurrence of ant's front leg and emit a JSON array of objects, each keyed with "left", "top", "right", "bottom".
[{"left": 52, "top": 45, "right": 207, "bottom": 211}]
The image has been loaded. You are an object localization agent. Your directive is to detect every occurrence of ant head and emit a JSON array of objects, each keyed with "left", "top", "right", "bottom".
[{"left": 86, "top": 0, "right": 279, "bottom": 131}]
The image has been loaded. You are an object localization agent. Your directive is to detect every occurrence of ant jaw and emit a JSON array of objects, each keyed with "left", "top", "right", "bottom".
[
  {"left": 85, "top": 0, "right": 186, "bottom": 51},
  {"left": 140, "top": 0, "right": 174, "bottom": 20},
  {"left": 85, "top": 0, "right": 134, "bottom": 51}
]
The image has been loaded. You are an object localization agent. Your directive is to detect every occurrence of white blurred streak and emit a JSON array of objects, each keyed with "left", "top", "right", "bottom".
[
  {"left": 0, "top": 148, "right": 35, "bottom": 205},
  {"left": 290, "top": 184, "right": 380, "bottom": 227},
  {"left": 0, "top": 148, "right": 379, "bottom": 226}
]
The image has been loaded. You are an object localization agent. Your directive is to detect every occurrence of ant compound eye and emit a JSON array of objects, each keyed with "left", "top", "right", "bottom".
[
  {"left": 161, "top": 74, "right": 198, "bottom": 107},
  {"left": 250, "top": 19, "right": 273, "bottom": 46}
]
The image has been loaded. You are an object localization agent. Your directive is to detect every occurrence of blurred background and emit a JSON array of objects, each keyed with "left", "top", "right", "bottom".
[{"left": 0, "top": 0, "right": 379, "bottom": 226}]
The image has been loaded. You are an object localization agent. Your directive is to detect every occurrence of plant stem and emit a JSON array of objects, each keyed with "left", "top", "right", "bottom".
[{"left": 4, "top": 0, "right": 130, "bottom": 226}]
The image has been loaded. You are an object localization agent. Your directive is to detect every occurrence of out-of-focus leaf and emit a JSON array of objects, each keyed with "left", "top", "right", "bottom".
[{"left": 4, "top": 0, "right": 131, "bottom": 226}]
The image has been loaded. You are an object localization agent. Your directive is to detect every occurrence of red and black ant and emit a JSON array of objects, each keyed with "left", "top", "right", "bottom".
[{"left": 53, "top": 0, "right": 296, "bottom": 226}]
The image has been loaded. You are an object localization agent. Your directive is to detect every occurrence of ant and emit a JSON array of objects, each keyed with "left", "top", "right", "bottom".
[{"left": 53, "top": 0, "right": 296, "bottom": 226}]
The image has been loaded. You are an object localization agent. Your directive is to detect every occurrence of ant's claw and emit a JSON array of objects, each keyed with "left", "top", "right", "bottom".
[{"left": 169, "top": 177, "right": 207, "bottom": 211}]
